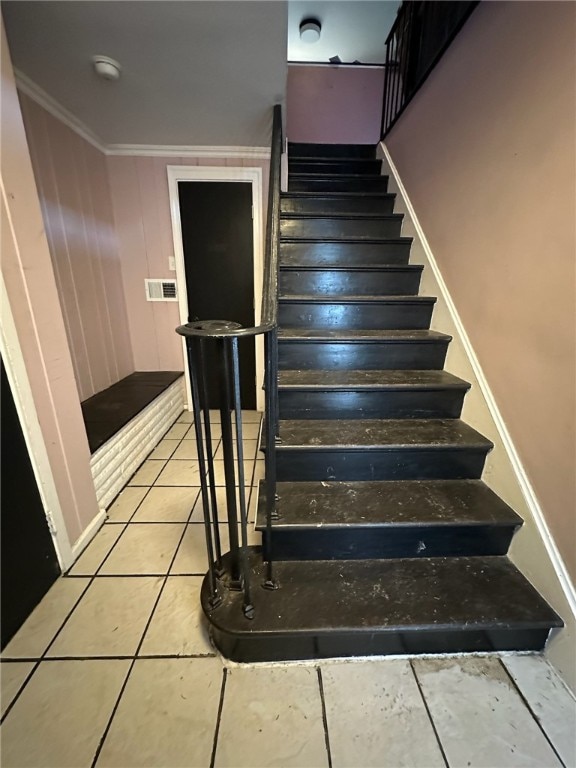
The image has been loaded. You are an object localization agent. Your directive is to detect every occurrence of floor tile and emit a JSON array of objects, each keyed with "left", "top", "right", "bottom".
[
  {"left": 128, "top": 460, "right": 166, "bottom": 486},
  {"left": 171, "top": 439, "right": 203, "bottom": 460},
  {"left": 234, "top": 422, "right": 261, "bottom": 440},
  {"left": 0, "top": 662, "right": 35, "bottom": 718},
  {"left": 188, "top": 485, "right": 255, "bottom": 525},
  {"left": 322, "top": 660, "right": 444, "bottom": 767},
  {"left": 0, "top": 660, "right": 129, "bottom": 767},
  {"left": 130, "top": 486, "right": 199, "bottom": 523},
  {"left": 503, "top": 655, "right": 576, "bottom": 767},
  {"left": 214, "top": 439, "right": 260, "bottom": 460},
  {"left": 2, "top": 578, "right": 89, "bottom": 659},
  {"left": 212, "top": 460, "right": 258, "bottom": 486},
  {"left": 171, "top": 523, "right": 259, "bottom": 575},
  {"left": 47, "top": 577, "right": 163, "bottom": 657},
  {"left": 176, "top": 410, "right": 194, "bottom": 424},
  {"left": 240, "top": 410, "right": 263, "bottom": 423},
  {"left": 99, "top": 524, "right": 185, "bottom": 575},
  {"left": 155, "top": 459, "right": 204, "bottom": 486},
  {"left": 96, "top": 657, "right": 222, "bottom": 768},
  {"left": 69, "top": 524, "right": 126, "bottom": 575},
  {"left": 413, "top": 657, "right": 563, "bottom": 768},
  {"left": 164, "top": 423, "right": 190, "bottom": 440},
  {"left": 106, "top": 487, "right": 148, "bottom": 523},
  {"left": 140, "top": 577, "right": 213, "bottom": 656},
  {"left": 214, "top": 665, "right": 328, "bottom": 768},
  {"left": 148, "top": 439, "right": 180, "bottom": 460}
]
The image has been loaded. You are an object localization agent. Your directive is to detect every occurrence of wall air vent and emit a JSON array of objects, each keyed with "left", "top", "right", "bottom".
[{"left": 145, "top": 279, "right": 178, "bottom": 302}]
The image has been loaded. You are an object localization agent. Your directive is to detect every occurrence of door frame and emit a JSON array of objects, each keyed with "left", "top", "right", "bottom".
[
  {"left": 0, "top": 273, "right": 73, "bottom": 569},
  {"left": 167, "top": 166, "right": 264, "bottom": 412}
]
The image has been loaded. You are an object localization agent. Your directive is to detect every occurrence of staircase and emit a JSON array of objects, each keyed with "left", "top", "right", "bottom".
[{"left": 201, "top": 142, "right": 562, "bottom": 662}]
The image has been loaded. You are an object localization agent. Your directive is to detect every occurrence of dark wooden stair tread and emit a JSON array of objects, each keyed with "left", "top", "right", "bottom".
[
  {"left": 279, "top": 328, "right": 452, "bottom": 342},
  {"left": 278, "top": 369, "right": 470, "bottom": 390},
  {"left": 256, "top": 479, "right": 523, "bottom": 529},
  {"left": 277, "top": 418, "right": 493, "bottom": 450},
  {"left": 279, "top": 294, "right": 435, "bottom": 303},
  {"left": 203, "top": 551, "right": 562, "bottom": 661}
]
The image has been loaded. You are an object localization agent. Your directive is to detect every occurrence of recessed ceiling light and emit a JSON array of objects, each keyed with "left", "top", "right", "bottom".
[
  {"left": 299, "top": 18, "right": 321, "bottom": 44},
  {"left": 91, "top": 55, "right": 121, "bottom": 81}
]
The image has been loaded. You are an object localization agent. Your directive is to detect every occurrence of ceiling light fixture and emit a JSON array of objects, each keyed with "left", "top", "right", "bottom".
[
  {"left": 91, "top": 55, "right": 122, "bottom": 81},
  {"left": 299, "top": 18, "right": 321, "bottom": 44}
]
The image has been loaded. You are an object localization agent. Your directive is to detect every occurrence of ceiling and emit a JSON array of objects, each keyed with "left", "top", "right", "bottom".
[
  {"left": 2, "top": 1, "right": 288, "bottom": 147},
  {"left": 288, "top": 1, "right": 400, "bottom": 64},
  {"left": 2, "top": 1, "right": 399, "bottom": 148}
]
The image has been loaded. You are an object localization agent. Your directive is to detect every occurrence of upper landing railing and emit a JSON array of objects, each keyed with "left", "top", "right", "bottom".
[
  {"left": 382, "top": 1, "right": 478, "bottom": 137},
  {"left": 175, "top": 104, "right": 282, "bottom": 619}
]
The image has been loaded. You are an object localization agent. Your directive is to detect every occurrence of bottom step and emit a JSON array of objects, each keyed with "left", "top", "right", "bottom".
[{"left": 202, "top": 549, "right": 562, "bottom": 662}]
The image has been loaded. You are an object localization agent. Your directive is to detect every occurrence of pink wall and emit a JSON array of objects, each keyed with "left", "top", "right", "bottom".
[
  {"left": 1, "top": 23, "right": 99, "bottom": 547},
  {"left": 18, "top": 93, "right": 134, "bottom": 401},
  {"left": 287, "top": 64, "right": 384, "bottom": 144},
  {"left": 385, "top": 2, "right": 576, "bottom": 579},
  {"left": 106, "top": 155, "right": 269, "bottom": 372}
]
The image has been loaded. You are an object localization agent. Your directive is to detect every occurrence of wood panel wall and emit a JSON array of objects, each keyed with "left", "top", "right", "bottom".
[
  {"left": 18, "top": 92, "right": 134, "bottom": 401},
  {"left": 106, "top": 155, "right": 269, "bottom": 372}
]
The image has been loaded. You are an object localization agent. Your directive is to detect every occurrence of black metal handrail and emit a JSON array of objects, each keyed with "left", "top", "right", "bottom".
[
  {"left": 382, "top": 1, "right": 478, "bottom": 137},
  {"left": 176, "top": 104, "right": 283, "bottom": 618}
]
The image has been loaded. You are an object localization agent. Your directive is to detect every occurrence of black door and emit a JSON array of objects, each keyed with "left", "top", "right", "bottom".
[
  {"left": 178, "top": 181, "right": 256, "bottom": 409},
  {"left": 1, "top": 356, "right": 60, "bottom": 649}
]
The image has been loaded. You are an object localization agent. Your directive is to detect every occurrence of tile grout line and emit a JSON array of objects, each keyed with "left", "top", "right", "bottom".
[
  {"left": 497, "top": 658, "right": 567, "bottom": 768},
  {"left": 90, "top": 492, "right": 200, "bottom": 768},
  {"left": 0, "top": 575, "right": 93, "bottom": 724},
  {"left": 317, "top": 667, "right": 333, "bottom": 768},
  {"left": 0, "top": 412, "right": 192, "bottom": 725},
  {"left": 409, "top": 660, "right": 450, "bottom": 768},
  {"left": 210, "top": 668, "right": 228, "bottom": 768}
]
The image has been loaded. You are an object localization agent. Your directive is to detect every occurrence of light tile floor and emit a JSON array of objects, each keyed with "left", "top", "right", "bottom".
[{"left": 2, "top": 410, "right": 575, "bottom": 768}]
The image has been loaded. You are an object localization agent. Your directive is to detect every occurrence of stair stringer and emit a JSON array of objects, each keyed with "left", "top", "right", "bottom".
[{"left": 379, "top": 142, "right": 576, "bottom": 694}]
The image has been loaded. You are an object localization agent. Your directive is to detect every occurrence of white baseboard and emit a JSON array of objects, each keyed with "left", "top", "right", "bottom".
[
  {"left": 90, "top": 377, "right": 185, "bottom": 510},
  {"left": 71, "top": 509, "right": 107, "bottom": 562},
  {"left": 380, "top": 141, "right": 575, "bottom": 623}
]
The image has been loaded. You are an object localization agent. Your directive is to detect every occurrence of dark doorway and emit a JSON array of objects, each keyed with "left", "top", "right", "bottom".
[
  {"left": 178, "top": 181, "right": 256, "bottom": 409},
  {"left": 1, "top": 356, "right": 60, "bottom": 649}
]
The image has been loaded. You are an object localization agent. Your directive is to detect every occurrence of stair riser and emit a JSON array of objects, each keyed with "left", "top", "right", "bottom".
[
  {"left": 281, "top": 197, "right": 396, "bottom": 216},
  {"left": 289, "top": 160, "right": 382, "bottom": 175},
  {"left": 289, "top": 177, "right": 389, "bottom": 193},
  {"left": 276, "top": 448, "right": 489, "bottom": 481},
  {"left": 278, "top": 341, "right": 449, "bottom": 370},
  {"left": 281, "top": 217, "right": 403, "bottom": 240},
  {"left": 263, "top": 526, "right": 518, "bottom": 560},
  {"left": 206, "top": 620, "right": 551, "bottom": 663},
  {"left": 278, "top": 389, "right": 467, "bottom": 420},
  {"left": 280, "top": 241, "right": 412, "bottom": 267},
  {"left": 279, "top": 301, "right": 434, "bottom": 330},
  {"left": 288, "top": 144, "right": 376, "bottom": 159},
  {"left": 280, "top": 269, "right": 422, "bottom": 296}
]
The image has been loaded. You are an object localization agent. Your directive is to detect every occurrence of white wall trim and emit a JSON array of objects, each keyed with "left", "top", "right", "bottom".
[
  {"left": 70, "top": 510, "right": 107, "bottom": 562},
  {"left": 108, "top": 145, "right": 271, "bottom": 159},
  {"left": 90, "top": 376, "right": 185, "bottom": 511},
  {"left": 381, "top": 141, "right": 576, "bottom": 618},
  {"left": 14, "top": 68, "right": 107, "bottom": 154},
  {"left": 167, "top": 165, "right": 265, "bottom": 412},
  {"left": 15, "top": 69, "right": 271, "bottom": 160},
  {"left": 0, "top": 273, "right": 74, "bottom": 570}
]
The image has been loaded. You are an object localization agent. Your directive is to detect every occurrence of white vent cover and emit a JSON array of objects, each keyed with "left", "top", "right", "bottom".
[{"left": 145, "top": 279, "right": 178, "bottom": 302}]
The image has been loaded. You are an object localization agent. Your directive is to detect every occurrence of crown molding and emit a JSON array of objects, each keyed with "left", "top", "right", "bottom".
[
  {"left": 14, "top": 69, "right": 271, "bottom": 161},
  {"left": 14, "top": 68, "right": 108, "bottom": 153},
  {"left": 106, "top": 144, "right": 270, "bottom": 159}
]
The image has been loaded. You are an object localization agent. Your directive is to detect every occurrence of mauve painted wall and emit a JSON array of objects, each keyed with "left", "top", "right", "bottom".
[
  {"left": 2, "top": 23, "right": 99, "bottom": 546},
  {"left": 18, "top": 93, "right": 134, "bottom": 402},
  {"left": 385, "top": 2, "right": 576, "bottom": 579},
  {"left": 106, "top": 155, "right": 269, "bottom": 372},
  {"left": 287, "top": 65, "right": 384, "bottom": 144}
]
